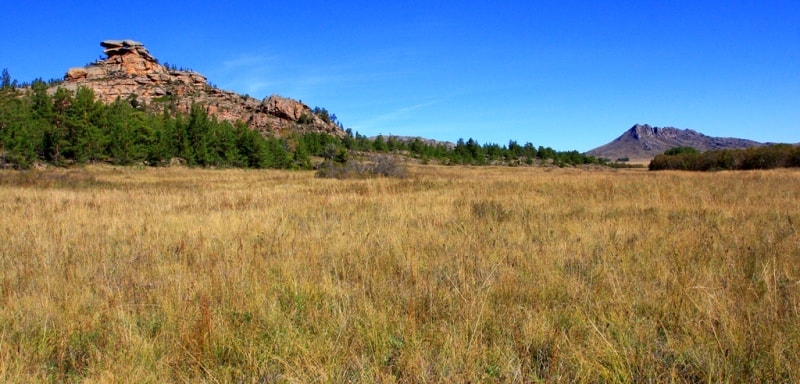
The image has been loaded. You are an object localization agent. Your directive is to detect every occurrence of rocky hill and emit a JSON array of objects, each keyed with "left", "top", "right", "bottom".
[
  {"left": 586, "top": 124, "right": 764, "bottom": 161},
  {"left": 55, "top": 40, "right": 343, "bottom": 137}
]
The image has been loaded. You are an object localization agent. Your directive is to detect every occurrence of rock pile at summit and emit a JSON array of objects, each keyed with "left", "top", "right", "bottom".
[
  {"left": 99, "top": 40, "right": 155, "bottom": 60},
  {"left": 57, "top": 40, "right": 342, "bottom": 136}
]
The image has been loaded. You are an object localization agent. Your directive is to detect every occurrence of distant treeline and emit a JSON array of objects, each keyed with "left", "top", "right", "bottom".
[
  {"left": 1, "top": 70, "right": 603, "bottom": 169},
  {"left": 649, "top": 145, "right": 800, "bottom": 171},
  {"left": 343, "top": 134, "right": 604, "bottom": 167}
]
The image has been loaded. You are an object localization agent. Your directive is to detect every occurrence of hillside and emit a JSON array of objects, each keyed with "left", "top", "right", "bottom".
[
  {"left": 56, "top": 39, "right": 343, "bottom": 137},
  {"left": 587, "top": 124, "right": 763, "bottom": 161}
]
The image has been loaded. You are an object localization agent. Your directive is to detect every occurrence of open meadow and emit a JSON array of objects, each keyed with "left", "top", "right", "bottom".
[{"left": 1, "top": 165, "right": 798, "bottom": 383}]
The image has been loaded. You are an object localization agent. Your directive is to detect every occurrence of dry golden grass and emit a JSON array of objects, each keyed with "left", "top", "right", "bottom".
[{"left": 1, "top": 165, "right": 798, "bottom": 383}]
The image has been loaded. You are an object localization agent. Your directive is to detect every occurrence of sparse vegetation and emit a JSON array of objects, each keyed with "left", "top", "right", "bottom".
[
  {"left": 296, "top": 112, "right": 314, "bottom": 125},
  {"left": 315, "top": 155, "right": 408, "bottom": 179},
  {"left": 1, "top": 165, "right": 798, "bottom": 382}
]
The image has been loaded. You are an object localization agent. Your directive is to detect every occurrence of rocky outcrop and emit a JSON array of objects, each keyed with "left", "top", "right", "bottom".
[
  {"left": 56, "top": 40, "right": 343, "bottom": 137},
  {"left": 99, "top": 40, "right": 156, "bottom": 62},
  {"left": 586, "top": 124, "right": 764, "bottom": 161},
  {"left": 262, "top": 95, "right": 308, "bottom": 120}
]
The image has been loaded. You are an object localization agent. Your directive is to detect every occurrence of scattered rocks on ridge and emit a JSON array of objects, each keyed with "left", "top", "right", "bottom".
[{"left": 57, "top": 40, "right": 343, "bottom": 137}]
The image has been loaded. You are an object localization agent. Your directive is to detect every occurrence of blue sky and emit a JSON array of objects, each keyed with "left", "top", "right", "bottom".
[{"left": 1, "top": 1, "right": 797, "bottom": 151}]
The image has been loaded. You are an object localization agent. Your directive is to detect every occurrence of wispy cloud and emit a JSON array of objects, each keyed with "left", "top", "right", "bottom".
[
  {"left": 241, "top": 80, "right": 278, "bottom": 97},
  {"left": 211, "top": 46, "right": 424, "bottom": 101},
  {"left": 207, "top": 52, "right": 285, "bottom": 97},
  {"left": 350, "top": 100, "right": 440, "bottom": 131},
  {"left": 221, "top": 53, "right": 276, "bottom": 70}
]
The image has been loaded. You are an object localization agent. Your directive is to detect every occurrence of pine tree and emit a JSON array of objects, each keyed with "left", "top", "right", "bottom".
[
  {"left": 1, "top": 68, "right": 12, "bottom": 89},
  {"left": 145, "top": 110, "right": 176, "bottom": 165},
  {"left": 236, "top": 126, "right": 271, "bottom": 168},
  {"left": 265, "top": 137, "right": 293, "bottom": 169},
  {"left": 0, "top": 81, "right": 38, "bottom": 167},
  {"left": 211, "top": 120, "right": 241, "bottom": 167},
  {"left": 187, "top": 104, "right": 212, "bottom": 166},
  {"left": 373, "top": 135, "right": 388, "bottom": 152},
  {"left": 40, "top": 87, "right": 75, "bottom": 164},
  {"left": 67, "top": 87, "right": 106, "bottom": 163},
  {"left": 106, "top": 98, "right": 145, "bottom": 165},
  {"left": 173, "top": 113, "right": 194, "bottom": 164}
]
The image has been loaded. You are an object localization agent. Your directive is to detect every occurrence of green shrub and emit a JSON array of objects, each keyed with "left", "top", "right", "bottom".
[
  {"left": 664, "top": 146, "right": 700, "bottom": 156},
  {"left": 297, "top": 113, "right": 314, "bottom": 125}
]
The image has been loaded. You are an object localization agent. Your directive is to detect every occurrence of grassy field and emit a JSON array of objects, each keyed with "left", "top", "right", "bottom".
[{"left": 1, "top": 165, "right": 798, "bottom": 383}]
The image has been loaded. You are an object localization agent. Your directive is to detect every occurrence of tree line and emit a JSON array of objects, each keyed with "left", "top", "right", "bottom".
[
  {"left": 649, "top": 145, "right": 800, "bottom": 171},
  {"left": 1, "top": 70, "right": 603, "bottom": 169},
  {"left": 0, "top": 77, "right": 311, "bottom": 169},
  {"left": 339, "top": 134, "right": 602, "bottom": 166}
]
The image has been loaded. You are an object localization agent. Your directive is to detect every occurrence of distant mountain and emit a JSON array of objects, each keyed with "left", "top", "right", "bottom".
[{"left": 586, "top": 124, "right": 764, "bottom": 161}]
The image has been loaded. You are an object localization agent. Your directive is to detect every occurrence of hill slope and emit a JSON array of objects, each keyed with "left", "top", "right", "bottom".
[
  {"left": 55, "top": 39, "right": 343, "bottom": 137},
  {"left": 586, "top": 124, "right": 763, "bottom": 161}
]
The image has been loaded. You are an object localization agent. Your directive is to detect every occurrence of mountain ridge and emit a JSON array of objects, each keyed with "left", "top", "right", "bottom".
[{"left": 586, "top": 124, "right": 765, "bottom": 161}]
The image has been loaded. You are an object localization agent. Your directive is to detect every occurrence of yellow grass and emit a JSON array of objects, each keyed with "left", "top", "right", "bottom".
[{"left": 1, "top": 165, "right": 798, "bottom": 383}]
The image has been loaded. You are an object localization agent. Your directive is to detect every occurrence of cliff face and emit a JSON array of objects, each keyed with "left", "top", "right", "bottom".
[
  {"left": 55, "top": 40, "right": 343, "bottom": 137},
  {"left": 586, "top": 124, "right": 764, "bottom": 161}
]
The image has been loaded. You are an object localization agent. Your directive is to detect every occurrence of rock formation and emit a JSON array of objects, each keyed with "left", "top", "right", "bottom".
[
  {"left": 586, "top": 124, "right": 764, "bottom": 161},
  {"left": 57, "top": 40, "right": 343, "bottom": 136},
  {"left": 99, "top": 40, "right": 155, "bottom": 61}
]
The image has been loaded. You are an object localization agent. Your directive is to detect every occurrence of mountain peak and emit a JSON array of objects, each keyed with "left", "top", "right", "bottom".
[
  {"left": 587, "top": 124, "right": 763, "bottom": 161},
  {"left": 630, "top": 124, "right": 655, "bottom": 139}
]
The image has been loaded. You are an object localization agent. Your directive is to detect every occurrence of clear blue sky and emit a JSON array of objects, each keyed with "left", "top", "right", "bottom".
[{"left": 1, "top": 1, "right": 798, "bottom": 151}]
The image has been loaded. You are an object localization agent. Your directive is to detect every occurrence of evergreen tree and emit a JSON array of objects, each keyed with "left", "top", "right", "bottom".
[
  {"left": 211, "top": 120, "right": 242, "bottom": 167},
  {"left": 41, "top": 87, "right": 75, "bottom": 164},
  {"left": 1, "top": 68, "right": 13, "bottom": 89},
  {"left": 187, "top": 104, "right": 213, "bottom": 166},
  {"left": 234, "top": 124, "right": 269, "bottom": 168},
  {"left": 30, "top": 79, "right": 53, "bottom": 121},
  {"left": 341, "top": 132, "right": 356, "bottom": 150},
  {"left": 523, "top": 142, "right": 537, "bottom": 158},
  {"left": 145, "top": 110, "right": 176, "bottom": 165},
  {"left": 0, "top": 82, "right": 37, "bottom": 167},
  {"left": 264, "top": 137, "right": 293, "bottom": 169},
  {"left": 106, "top": 98, "right": 145, "bottom": 165},
  {"left": 292, "top": 138, "right": 311, "bottom": 169},
  {"left": 373, "top": 135, "right": 388, "bottom": 152},
  {"left": 68, "top": 87, "right": 106, "bottom": 163},
  {"left": 386, "top": 136, "right": 401, "bottom": 151},
  {"left": 355, "top": 132, "right": 371, "bottom": 151}
]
